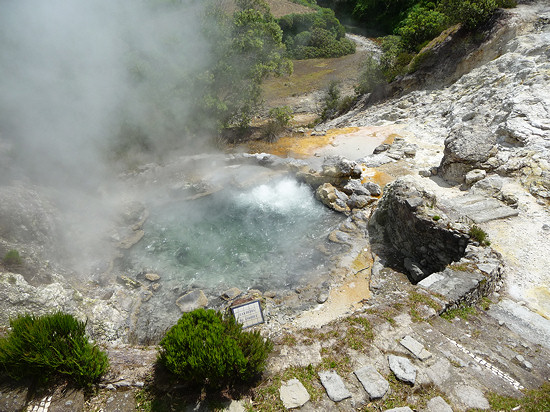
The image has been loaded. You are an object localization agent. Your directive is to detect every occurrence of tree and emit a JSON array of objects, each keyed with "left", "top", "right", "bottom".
[{"left": 201, "top": 0, "right": 292, "bottom": 131}]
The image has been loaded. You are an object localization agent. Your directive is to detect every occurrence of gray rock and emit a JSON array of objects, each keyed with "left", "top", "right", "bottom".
[
  {"left": 322, "top": 155, "right": 362, "bottom": 178},
  {"left": 374, "top": 143, "right": 391, "bottom": 154},
  {"left": 399, "top": 335, "right": 432, "bottom": 361},
  {"left": 343, "top": 180, "right": 371, "bottom": 196},
  {"left": 465, "top": 169, "right": 487, "bottom": 186},
  {"left": 221, "top": 287, "right": 242, "bottom": 300},
  {"left": 318, "top": 370, "right": 352, "bottom": 402},
  {"left": 488, "top": 298, "right": 550, "bottom": 350},
  {"left": 384, "top": 407, "right": 413, "bottom": 412},
  {"left": 354, "top": 365, "right": 389, "bottom": 400},
  {"left": 418, "top": 268, "right": 485, "bottom": 304},
  {"left": 317, "top": 291, "right": 329, "bottom": 304},
  {"left": 426, "top": 396, "right": 453, "bottom": 412},
  {"left": 365, "top": 182, "right": 382, "bottom": 196},
  {"left": 279, "top": 378, "right": 310, "bottom": 409},
  {"left": 454, "top": 385, "right": 489, "bottom": 410},
  {"left": 438, "top": 126, "right": 497, "bottom": 184},
  {"left": 348, "top": 194, "right": 373, "bottom": 209},
  {"left": 404, "top": 258, "right": 426, "bottom": 282},
  {"left": 176, "top": 289, "right": 208, "bottom": 312},
  {"left": 388, "top": 355, "right": 417, "bottom": 385},
  {"left": 144, "top": 273, "right": 160, "bottom": 282},
  {"left": 316, "top": 183, "right": 350, "bottom": 214}
]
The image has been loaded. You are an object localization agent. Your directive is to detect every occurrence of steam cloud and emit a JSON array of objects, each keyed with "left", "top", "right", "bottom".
[
  {"left": 0, "top": 0, "right": 212, "bottom": 186},
  {"left": 0, "top": 0, "right": 216, "bottom": 272}
]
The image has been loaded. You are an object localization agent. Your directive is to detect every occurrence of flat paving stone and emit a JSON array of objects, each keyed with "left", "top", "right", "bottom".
[
  {"left": 441, "top": 195, "right": 518, "bottom": 223},
  {"left": 426, "top": 396, "right": 453, "bottom": 412},
  {"left": 279, "top": 378, "right": 310, "bottom": 409},
  {"left": 318, "top": 370, "right": 352, "bottom": 402},
  {"left": 418, "top": 268, "right": 485, "bottom": 304},
  {"left": 354, "top": 365, "right": 389, "bottom": 400},
  {"left": 400, "top": 335, "right": 432, "bottom": 361},
  {"left": 454, "top": 384, "right": 490, "bottom": 410},
  {"left": 388, "top": 355, "right": 417, "bottom": 385}
]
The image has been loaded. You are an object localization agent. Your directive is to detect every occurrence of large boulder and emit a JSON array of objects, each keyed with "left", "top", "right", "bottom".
[{"left": 438, "top": 125, "right": 497, "bottom": 184}]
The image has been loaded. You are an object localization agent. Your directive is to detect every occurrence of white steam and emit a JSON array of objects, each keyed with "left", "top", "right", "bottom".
[{"left": 0, "top": 0, "right": 215, "bottom": 273}]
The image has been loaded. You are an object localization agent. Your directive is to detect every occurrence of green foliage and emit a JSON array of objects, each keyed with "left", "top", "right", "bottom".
[
  {"left": 345, "top": 316, "right": 374, "bottom": 350},
  {"left": 396, "top": 5, "right": 448, "bottom": 50},
  {"left": 441, "top": 303, "right": 477, "bottom": 321},
  {"left": 497, "top": 0, "right": 517, "bottom": 8},
  {"left": 3, "top": 249, "right": 22, "bottom": 266},
  {"left": 264, "top": 106, "right": 293, "bottom": 142},
  {"left": 319, "top": 80, "right": 355, "bottom": 121},
  {"left": 353, "top": 0, "right": 417, "bottom": 33},
  {"left": 206, "top": 0, "right": 292, "bottom": 130},
  {"left": 485, "top": 382, "right": 550, "bottom": 412},
  {"left": 438, "top": 0, "right": 498, "bottom": 29},
  {"left": 355, "top": 55, "right": 386, "bottom": 95},
  {"left": 469, "top": 224, "right": 490, "bottom": 245},
  {"left": 158, "top": 308, "right": 273, "bottom": 387},
  {"left": 432, "top": 215, "right": 441, "bottom": 221},
  {"left": 379, "top": 35, "right": 414, "bottom": 81},
  {"left": 0, "top": 312, "right": 109, "bottom": 387},
  {"left": 278, "top": 9, "right": 355, "bottom": 59}
]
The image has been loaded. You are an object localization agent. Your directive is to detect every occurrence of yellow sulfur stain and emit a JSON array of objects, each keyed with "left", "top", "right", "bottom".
[
  {"left": 246, "top": 127, "right": 360, "bottom": 159},
  {"left": 527, "top": 286, "right": 550, "bottom": 320}
]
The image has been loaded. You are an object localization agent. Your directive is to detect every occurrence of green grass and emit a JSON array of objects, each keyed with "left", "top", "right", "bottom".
[
  {"left": 441, "top": 303, "right": 477, "bottom": 321},
  {"left": 471, "top": 382, "right": 550, "bottom": 412},
  {"left": 345, "top": 316, "right": 374, "bottom": 350},
  {"left": 469, "top": 225, "right": 491, "bottom": 246}
]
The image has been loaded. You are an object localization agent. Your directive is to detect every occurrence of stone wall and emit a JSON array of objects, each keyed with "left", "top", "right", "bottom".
[{"left": 370, "top": 178, "right": 469, "bottom": 282}]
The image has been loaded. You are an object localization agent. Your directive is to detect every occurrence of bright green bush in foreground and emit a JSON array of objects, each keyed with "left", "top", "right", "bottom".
[
  {"left": 158, "top": 308, "right": 273, "bottom": 387},
  {"left": 0, "top": 312, "right": 109, "bottom": 387}
]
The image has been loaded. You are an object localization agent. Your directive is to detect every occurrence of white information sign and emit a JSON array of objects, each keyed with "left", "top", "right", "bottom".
[{"left": 231, "top": 300, "right": 265, "bottom": 328}]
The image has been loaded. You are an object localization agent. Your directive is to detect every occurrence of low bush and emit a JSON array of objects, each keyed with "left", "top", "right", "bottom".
[
  {"left": 355, "top": 55, "right": 386, "bottom": 95},
  {"left": 3, "top": 249, "right": 22, "bottom": 266},
  {"left": 264, "top": 106, "right": 293, "bottom": 142},
  {"left": 469, "top": 224, "right": 490, "bottom": 245},
  {"left": 158, "top": 308, "right": 273, "bottom": 387},
  {"left": 0, "top": 312, "right": 109, "bottom": 387},
  {"left": 278, "top": 9, "right": 355, "bottom": 59},
  {"left": 396, "top": 5, "right": 448, "bottom": 51},
  {"left": 319, "top": 81, "right": 356, "bottom": 121},
  {"left": 438, "top": 0, "right": 498, "bottom": 29}
]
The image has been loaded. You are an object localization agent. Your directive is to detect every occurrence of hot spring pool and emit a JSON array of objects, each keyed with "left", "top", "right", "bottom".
[{"left": 127, "top": 177, "right": 343, "bottom": 294}]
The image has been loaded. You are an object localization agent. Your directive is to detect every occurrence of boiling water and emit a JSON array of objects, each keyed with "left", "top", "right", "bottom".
[{"left": 128, "top": 178, "right": 343, "bottom": 293}]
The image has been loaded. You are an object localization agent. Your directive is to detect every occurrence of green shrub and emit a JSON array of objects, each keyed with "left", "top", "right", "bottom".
[
  {"left": 3, "top": 249, "right": 22, "bottom": 266},
  {"left": 469, "top": 224, "right": 490, "bottom": 245},
  {"left": 278, "top": 9, "right": 355, "bottom": 59},
  {"left": 396, "top": 5, "right": 448, "bottom": 51},
  {"left": 158, "top": 308, "right": 273, "bottom": 387},
  {"left": 379, "top": 35, "right": 414, "bottom": 81},
  {"left": 438, "top": 0, "right": 498, "bottom": 29},
  {"left": 0, "top": 312, "right": 109, "bottom": 387},
  {"left": 264, "top": 106, "right": 293, "bottom": 142},
  {"left": 355, "top": 55, "right": 386, "bottom": 95}
]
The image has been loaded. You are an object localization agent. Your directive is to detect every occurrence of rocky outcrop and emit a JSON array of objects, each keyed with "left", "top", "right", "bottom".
[{"left": 370, "top": 178, "right": 469, "bottom": 281}]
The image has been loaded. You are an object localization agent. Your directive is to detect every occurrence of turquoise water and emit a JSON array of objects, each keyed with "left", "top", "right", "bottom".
[{"left": 129, "top": 178, "right": 343, "bottom": 292}]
